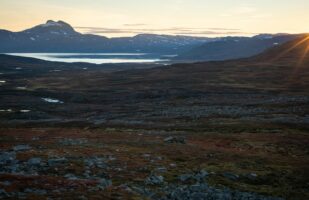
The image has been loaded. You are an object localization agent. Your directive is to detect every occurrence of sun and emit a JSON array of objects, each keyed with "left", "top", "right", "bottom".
[
  {"left": 272, "top": 35, "right": 309, "bottom": 64},
  {"left": 297, "top": 35, "right": 309, "bottom": 66}
]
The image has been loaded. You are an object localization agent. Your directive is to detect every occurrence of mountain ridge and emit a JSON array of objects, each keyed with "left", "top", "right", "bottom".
[
  {"left": 174, "top": 34, "right": 303, "bottom": 62},
  {"left": 0, "top": 20, "right": 303, "bottom": 59},
  {"left": 0, "top": 20, "right": 212, "bottom": 54}
]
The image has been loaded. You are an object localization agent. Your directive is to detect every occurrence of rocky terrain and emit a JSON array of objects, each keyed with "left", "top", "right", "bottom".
[
  {"left": 0, "top": 36, "right": 308, "bottom": 199},
  {"left": 1, "top": 128, "right": 307, "bottom": 199}
]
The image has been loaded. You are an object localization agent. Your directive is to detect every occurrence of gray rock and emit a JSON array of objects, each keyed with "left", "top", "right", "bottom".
[
  {"left": 59, "top": 138, "right": 88, "bottom": 146},
  {"left": 6, "top": 163, "right": 20, "bottom": 173},
  {"left": 132, "top": 186, "right": 155, "bottom": 198},
  {"left": 13, "top": 145, "right": 31, "bottom": 151},
  {"left": 223, "top": 172, "right": 239, "bottom": 181},
  {"left": 78, "top": 196, "right": 88, "bottom": 200},
  {"left": 17, "top": 192, "right": 27, "bottom": 199},
  {"left": 0, "top": 152, "right": 16, "bottom": 164},
  {"left": 179, "top": 174, "right": 193, "bottom": 182},
  {"left": 0, "top": 189, "right": 10, "bottom": 198},
  {"left": 27, "top": 157, "right": 42, "bottom": 166},
  {"left": 48, "top": 157, "right": 67, "bottom": 167},
  {"left": 246, "top": 173, "right": 258, "bottom": 181},
  {"left": 160, "top": 182, "right": 283, "bottom": 200},
  {"left": 83, "top": 169, "right": 91, "bottom": 178},
  {"left": 84, "top": 157, "right": 107, "bottom": 169},
  {"left": 97, "top": 178, "right": 112, "bottom": 190},
  {"left": 164, "top": 136, "right": 186, "bottom": 144},
  {"left": 145, "top": 175, "right": 164, "bottom": 185},
  {"left": 195, "top": 170, "right": 209, "bottom": 182},
  {"left": 155, "top": 167, "right": 167, "bottom": 173},
  {"left": 24, "top": 188, "right": 47, "bottom": 195},
  {"left": 0, "top": 181, "right": 11, "bottom": 186},
  {"left": 190, "top": 192, "right": 208, "bottom": 199},
  {"left": 64, "top": 173, "right": 78, "bottom": 180}
]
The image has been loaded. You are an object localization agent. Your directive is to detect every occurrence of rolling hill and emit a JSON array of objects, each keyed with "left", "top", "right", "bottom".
[{"left": 175, "top": 34, "right": 301, "bottom": 62}]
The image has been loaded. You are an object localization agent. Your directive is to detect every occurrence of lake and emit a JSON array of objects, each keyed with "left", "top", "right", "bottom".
[{"left": 6, "top": 53, "right": 174, "bottom": 64}]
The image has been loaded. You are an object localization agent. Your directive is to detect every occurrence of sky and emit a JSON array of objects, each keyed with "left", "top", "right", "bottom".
[{"left": 0, "top": 0, "right": 309, "bottom": 38}]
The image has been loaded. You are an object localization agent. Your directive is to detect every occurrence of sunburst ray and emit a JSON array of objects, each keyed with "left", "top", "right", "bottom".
[{"left": 271, "top": 35, "right": 309, "bottom": 62}]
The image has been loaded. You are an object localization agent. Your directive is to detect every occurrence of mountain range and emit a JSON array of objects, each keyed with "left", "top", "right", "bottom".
[
  {"left": 174, "top": 34, "right": 302, "bottom": 61},
  {"left": 0, "top": 20, "right": 212, "bottom": 54},
  {"left": 0, "top": 20, "right": 302, "bottom": 62}
]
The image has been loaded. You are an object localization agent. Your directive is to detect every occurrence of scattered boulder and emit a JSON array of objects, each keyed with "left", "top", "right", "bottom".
[
  {"left": 155, "top": 167, "right": 167, "bottom": 173},
  {"left": 13, "top": 145, "right": 31, "bottom": 152},
  {"left": 0, "top": 189, "right": 10, "bottom": 198},
  {"left": 179, "top": 174, "right": 194, "bottom": 182},
  {"left": 164, "top": 136, "right": 186, "bottom": 144},
  {"left": 27, "top": 158, "right": 42, "bottom": 166},
  {"left": 170, "top": 163, "right": 177, "bottom": 167},
  {"left": 84, "top": 157, "right": 107, "bottom": 169},
  {"left": 0, "top": 181, "right": 11, "bottom": 186},
  {"left": 64, "top": 173, "right": 79, "bottom": 180},
  {"left": 131, "top": 186, "right": 155, "bottom": 198},
  {"left": 77, "top": 196, "right": 88, "bottom": 200},
  {"left": 48, "top": 157, "right": 67, "bottom": 167},
  {"left": 249, "top": 173, "right": 258, "bottom": 178},
  {"left": 245, "top": 173, "right": 258, "bottom": 181},
  {"left": 179, "top": 170, "right": 209, "bottom": 183},
  {"left": 59, "top": 138, "right": 88, "bottom": 146},
  {"left": 6, "top": 163, "right": 20, "bottom": 173},
  {"left": 223, "top": 172, "right": 239, "bottom": 181},
  {"left": 97, "top": 178, "right": 112, "bottom": 190},
  {"left": 24, "top": 188, "right": 47, "bottom": 195},
  {"left": 0, "top": 152, "right": 16, "bottom": 165},
  {"left": 195, "top": 170, "right": 209, "bottom": 182},
  {"left": 145, "top": 175, "right": 164, "bottom": 185},
  {"left": 160, "top": 182, "right": 283, "bottom": 200}
]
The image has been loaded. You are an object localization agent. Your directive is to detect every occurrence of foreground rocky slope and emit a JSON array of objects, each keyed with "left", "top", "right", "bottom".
[{"left": 1, "top": 128, "right": 307, "bottom": 199}]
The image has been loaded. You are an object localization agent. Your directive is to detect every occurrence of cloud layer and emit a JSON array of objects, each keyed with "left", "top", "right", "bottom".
[{"left": 75, "top": 26, "right": 252, "bottom": 37}]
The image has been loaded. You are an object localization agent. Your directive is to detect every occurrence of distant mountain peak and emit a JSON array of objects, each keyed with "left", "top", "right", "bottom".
[
  {"left": 40, "top": 20, "right": 72, "bottom": 29},
  {"left": 44, "top": 20, "right": 62, "bottom": 26},
  {"left": 22, "top": 20, "right": 78, "bottom": 36}
]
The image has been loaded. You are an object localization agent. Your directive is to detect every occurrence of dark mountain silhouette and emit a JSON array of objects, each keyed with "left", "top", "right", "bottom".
[
  {"left": 0, "top": 20, "right": 302, "bottom": 61},
  {"left": 0, "top": 20, "right": 212, "bottom": 54},
  {"left": 175, "top": 34, "right": 301, "bottom": 62}
]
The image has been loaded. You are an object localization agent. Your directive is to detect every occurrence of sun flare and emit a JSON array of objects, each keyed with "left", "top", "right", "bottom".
[{"left": 272, "top": 35, "right": 309, "bottom": 64}]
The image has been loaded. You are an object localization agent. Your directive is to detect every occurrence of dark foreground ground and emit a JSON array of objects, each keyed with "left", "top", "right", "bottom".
[
  {"left": 0, "top": 37, "right": 309, "bottom": 199},
  {"left": 0, "top": 127, "right": 308, "bottom": 200}
]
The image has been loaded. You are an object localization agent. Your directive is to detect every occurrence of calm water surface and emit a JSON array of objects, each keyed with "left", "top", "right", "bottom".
[{"left": 6, "top": 53, "right": 173, "bottom": 64}]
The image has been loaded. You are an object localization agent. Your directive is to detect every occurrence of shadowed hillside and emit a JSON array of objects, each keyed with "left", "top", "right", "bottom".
[
  {"left": 252, "top": 34, "right": 309, "bottom": 64},
  {"left": 174, "top": 34, "right": 301, "bottom": 62}
]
